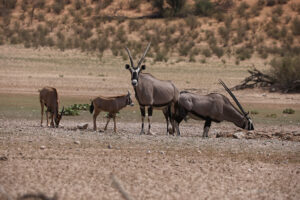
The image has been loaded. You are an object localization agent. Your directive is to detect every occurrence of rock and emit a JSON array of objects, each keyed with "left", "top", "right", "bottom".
[
  {"left": 74, "top": 141, "right": 80, "bottom": 145},
  {"left": 0, "top": 156, "right": 8, "bottom": 161},
  {"left": 108, "top": 144, "right": 112, "bottom": 149},
  {"left": 160, "top": 151, "right": 165, "bottom": 155},
  {"left": 233, "top": 132, "right": 246, "bottom": 139},
  {"left": 147, "top": 150, "right": 151, "bottom": 154},
  {"left": 77, "top": 123, "right": 88, "bottom": 130},
  {"left": 40, "top": 145, "right": 46, "bottom": 150}
]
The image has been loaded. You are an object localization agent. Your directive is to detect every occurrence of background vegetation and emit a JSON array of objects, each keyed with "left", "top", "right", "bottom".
[{"left": 0, "top": 0, "right": 299, "bottom": 91}]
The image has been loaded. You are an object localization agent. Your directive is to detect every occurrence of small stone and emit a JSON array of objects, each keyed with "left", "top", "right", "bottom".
[
  {"left": 108, "top": 144, "right": 112, "bottom": 149},
  {"left": 77, "top": 123, "right": 88, "bottom": 130},
  {"left": 248, "top": 168, "right": 252, "bottom": 172},
  {"left": 74, "top": 141, "right": 80, "bottom": 145},
  {"left": 0, "top": 156, "right": 8, "bottom": 161},
  {"left": 147, "top": 150, "right": 151, "bottom": 154},
  {"left": 233, "top": 132, "right": 245, "bottom": 139},
  {"left": 197, "top": 150, "right": 202, "bottom": 153},
  {"left": 160, "top": 151, "right": 165, "bottom": 155},
  {"left": 40, "top": 145, "right": 46, "bottom": 150}
]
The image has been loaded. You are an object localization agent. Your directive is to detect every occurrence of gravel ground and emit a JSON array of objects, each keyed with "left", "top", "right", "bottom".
[{"left": 0, "top": 118, "right": 299, "bottom": 200}]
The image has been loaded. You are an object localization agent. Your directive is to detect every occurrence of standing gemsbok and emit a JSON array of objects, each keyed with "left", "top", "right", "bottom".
[
  {"left": 125, "top": 43, "right": 179, "bottom": 135},
  {"left": 39, "top": 87, "right": 64, "bottom": 128},
  {"left": 173, "top": 80, "right": 254, "bottom": 137}
]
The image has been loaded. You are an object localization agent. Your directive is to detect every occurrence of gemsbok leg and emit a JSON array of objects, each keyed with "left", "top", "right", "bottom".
[
  {"left": 93, "top": 110, "right": 100, "bottom": 131},
  {"left": 203, "top": 120, "right": 211, "bottom": 137},
  {"left": 140, "top": 106, "right": 146, "bottom": 134},
  {"left": 40, "top": 101, "right": 44, "bottom": 126},
  {"left": 147, "top": 106, "right": 155, "bottom": 135},
  {"left": 113, "top": 114, "right": 117, "bottom": 133}
]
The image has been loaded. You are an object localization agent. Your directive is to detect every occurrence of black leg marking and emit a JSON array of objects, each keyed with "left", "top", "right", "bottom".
[
  {"left": 140, "top": 107, "right": 145, "bottom": 117},
  {"left": 203, "top": 119, "right": 211, "bottom": 137},
  {"left": 148, "top": 106, "right": 153, "bottom": 116}
]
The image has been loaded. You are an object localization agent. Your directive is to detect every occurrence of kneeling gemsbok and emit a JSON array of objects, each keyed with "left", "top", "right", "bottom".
[
  {"left": 39, "top": 87, "right": 64, "bottom": 128},
  {"left": 90, "top": 92, "right": 134, "bottom": 132},
  {"left": 173, "top": 80, "right": 254, "bottom": 137}
]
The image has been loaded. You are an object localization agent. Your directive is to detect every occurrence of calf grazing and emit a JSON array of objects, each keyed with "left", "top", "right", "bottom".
[
  {"left": 90, "top": 92, "right": 134, "bottom": 132},
  {"left": 39, "top": 87, "right": 64, "bottom": 127},
  {"left": 173, "top": 80, "right": 254, "bottom": 137}
]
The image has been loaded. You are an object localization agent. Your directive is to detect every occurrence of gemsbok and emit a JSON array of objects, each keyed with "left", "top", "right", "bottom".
[
  {"left": 125, "top": 42, "right": 179, "bottom": 135},
  {"left": 39, "top": 87, "right": 64, "bottom": 128},
  {"left": 90, "top": 92, "right": 134, "bottom": 132},
  {"left": 173, "top": 80, "right": 254, "bottom": 137}
]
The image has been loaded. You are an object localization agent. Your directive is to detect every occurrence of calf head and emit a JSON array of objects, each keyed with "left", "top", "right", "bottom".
[
  {"left": 54, "top": 107, "right": 64, "bottom": 127},
  {"left": 126, "top": 91, "right": 134, "bottom": 106},
  {"left": 125, "top": 43, "right": 151, "bottom": 87}
]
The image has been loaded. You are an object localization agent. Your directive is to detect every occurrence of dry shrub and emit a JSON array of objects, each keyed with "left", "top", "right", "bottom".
[
  {"left": 291, "top": 17, "right": 300, "bottom": 35},
  {"left": 270, "top": 56, "right": 300, "bottom": 91},
  {"left": 184, "top": 15, "right": 199, "bottom": 30},
  {"left": 236, "top": 2, "right": 249, "bottom": 17}
]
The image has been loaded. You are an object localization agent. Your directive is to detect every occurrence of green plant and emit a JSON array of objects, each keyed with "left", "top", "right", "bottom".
[
  {"left": 283, "top": 108, "right": 295, "bottom": 114},
  {"left": 64, "top": 108, "right": 79, "bottom": 116},
  {"left": 266, "top": 113, "right": 277, "bottom": 118},
  {"left": 250, "top": 110, "right": 259, "bottom": 115}
]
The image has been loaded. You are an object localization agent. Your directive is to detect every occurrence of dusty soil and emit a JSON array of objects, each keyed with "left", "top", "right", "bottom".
[{"left": 0, "top": 118, "right": 299, "bottom": 200}]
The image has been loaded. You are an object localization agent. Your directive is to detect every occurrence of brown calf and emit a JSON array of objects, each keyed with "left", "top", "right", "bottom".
[
  {"left": 39, "top": 87, "right": 64, "bottom": 127},
  {"left": 90, "top": 92, "right": 133, "bottom": 132}
]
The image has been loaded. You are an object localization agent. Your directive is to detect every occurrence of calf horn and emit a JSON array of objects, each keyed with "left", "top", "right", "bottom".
[
  {"left": 137, "top": 42, "right": 151, "bottom": 69},
  {"left": 219, "top": 79, "right": 248, "bottom": 116},
  {"left": 125, "top": 47, "right": 134, "bottom": 68}
]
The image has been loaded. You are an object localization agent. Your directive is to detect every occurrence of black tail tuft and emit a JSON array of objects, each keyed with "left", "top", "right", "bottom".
[{"left": 89, "top": 101, "right": 94, "bottom": 114}]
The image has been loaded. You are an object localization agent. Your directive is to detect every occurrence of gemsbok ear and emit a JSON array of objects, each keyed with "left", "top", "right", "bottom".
[
  {"left": 141, "top": 65, "right": 146, "bottom": 70},
  {"left": 125, "top": 64, "right": 130, "bottom": 70}
]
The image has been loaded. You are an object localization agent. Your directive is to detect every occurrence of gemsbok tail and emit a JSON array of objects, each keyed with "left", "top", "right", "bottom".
[{"left": 89, "top": 101, "right": 94, "bottom": 114}]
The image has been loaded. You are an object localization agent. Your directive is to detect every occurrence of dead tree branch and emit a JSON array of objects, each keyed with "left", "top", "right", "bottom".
[{"left": 232, "top": 68, "right": 275, "bottom": 90}]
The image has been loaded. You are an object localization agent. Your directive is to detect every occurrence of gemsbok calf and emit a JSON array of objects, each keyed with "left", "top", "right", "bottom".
[
  {"left": 173, "top": 80, "right": 254, "bottom": 137},
  {"left": 39, "top": 87, "right": 64, "bottom": 128},
  {"left": 125, "top": 42, "right": 179, "bottom": 135},
  {"left": 90, "top": 92, "right": 134, "bottom": 132}
]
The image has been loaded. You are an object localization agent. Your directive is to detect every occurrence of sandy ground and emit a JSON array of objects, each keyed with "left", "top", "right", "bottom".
[
  {"left": 0, "top": 46, "right": 300, "bottom": 199},
  {"left": 0, "top": 118, "right": 299, "bottom": 200}
]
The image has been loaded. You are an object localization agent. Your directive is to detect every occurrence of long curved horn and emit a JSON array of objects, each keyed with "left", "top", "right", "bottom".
[
  {"left": 219, "top": 79, "right": 248, "bottom": 116},
  {"left": 125, "top": 47, "right": 134, "bottom": 68},
  {"left": 137, "top": 42, "right": 151, "bottom": 68}
]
